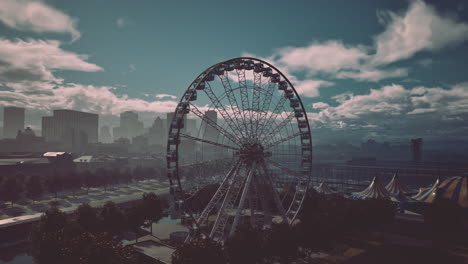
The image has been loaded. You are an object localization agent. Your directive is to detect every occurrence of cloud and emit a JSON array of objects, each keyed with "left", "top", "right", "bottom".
[
  {"left": 277, "top": 41, "right": 368, "bottom": 74},
  {"left": 155, "top": 94, "right": 177, "bottom": 99},
  {"left": 312, "top": 102, "right": 329, "bottom": 109},
  {"left": 250, "top": 1, "right": 468, "bottom": 83},
  {"left": 116, "top": 17, "right": 129, "bottom": 28},
  {"left": 0, "top": 0, "right": 80, "bottom": 41},
  {"left": 309, "top": 83, "right": 468, "bottom": 139},
  {"left": 336, "top": 67, "right": 408, "bottom": 82},
  {"left": 0, "top": 82, "right": 179, "bottom": 116},
  {"left": 0, "top": 38, "right": 102, "bottom": 84},
  {"left": 372, "top": 0, "right": 468, "bottom": 65},
  {"left": 294, "top": 79, "right": 333, "bottom": 97}
]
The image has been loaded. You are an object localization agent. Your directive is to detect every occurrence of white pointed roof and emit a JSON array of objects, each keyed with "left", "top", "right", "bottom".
[
  {"left": 385, "top": 173, "right": 410, "bottom": 195},
  {"left": 353, "top": 176, "right": 390, "bottom": 199},
  {"left": 314, "top": 182, "right": 336, "bottom": 195}
]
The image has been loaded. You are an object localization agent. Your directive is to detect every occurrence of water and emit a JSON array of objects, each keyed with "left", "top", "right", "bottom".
[{"left": 0, "top": 243, "right": 32, "bottom": 264}]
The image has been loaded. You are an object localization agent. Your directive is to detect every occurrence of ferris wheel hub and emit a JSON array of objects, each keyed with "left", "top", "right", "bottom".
[{"left": 238, "top": 142, "right": 267, "bottom": 160}]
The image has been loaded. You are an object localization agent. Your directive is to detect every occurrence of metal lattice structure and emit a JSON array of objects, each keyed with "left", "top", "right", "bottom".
[{"left": 166, "top": 57, "right": 313, "bottom": 242}]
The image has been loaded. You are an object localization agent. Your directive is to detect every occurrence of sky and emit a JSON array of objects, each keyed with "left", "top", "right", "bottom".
[{"left": 0, "top": 0, "right": 467, "bottom": 145}]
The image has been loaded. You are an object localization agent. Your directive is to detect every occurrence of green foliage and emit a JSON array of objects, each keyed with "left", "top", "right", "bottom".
[
  {"left": 424, "top": 198, "right": 468, "bottom": 246},
  {"left": 31, "top": 205, "right": 140, "bottom": 264},
  {"left": 100, "top": 201, "right": 126, "bottom": 236},
  {"left": 141, "top": 192, "right": 163, "bottom": 233},
  {"left": 45, "top": 173, "right": 62, "bottom": 199},
  {"left": 76, "top": 203, "right": 101, "bottom": 232},
  {"left": 0, "top": 176, "right": 23, "bottom": 204},
  {"left": 225, "top": 224, "right": 265, "bottom": 264},
  {"left": 172, "top": 238, "right": 226, "bottom": 264},
  {"left": 26, "top": 175, "right": 43, "bottom": 201}
]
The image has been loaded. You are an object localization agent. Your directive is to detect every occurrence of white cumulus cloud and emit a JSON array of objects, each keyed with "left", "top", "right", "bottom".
[{"left": 0, "top": 0, "right": 81, "bottom": 41}]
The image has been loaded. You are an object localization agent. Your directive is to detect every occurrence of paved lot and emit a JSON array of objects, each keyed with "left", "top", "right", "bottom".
[{"left": 0, "top": 179, "right": 169, "bottom": 228}]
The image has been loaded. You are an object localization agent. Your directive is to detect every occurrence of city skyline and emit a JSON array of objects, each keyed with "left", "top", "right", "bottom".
[{"left": 0, "top": 0, "right": 467, "bottom": 146}]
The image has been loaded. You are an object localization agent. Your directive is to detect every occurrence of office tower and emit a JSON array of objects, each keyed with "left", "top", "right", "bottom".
[
  {"left": 148, "top": 117, "right": 166, "bottom": 146},
  {"left": 114, "top": 111, "right": 144, "bottom": 140},
  {"left": 100, "top": 126, "right": 112, "bottom": 143},
  {"left": 411, "top": 138, "right": 423, "bottom": 162},
  {"left": 42, "top": 109, "right": 99, "bottom": 147},
  {"left": 3, "top": 107, "right": 25, "bottom": 139},
  {"left": 203, "top": 110, "right": 219, "bottom": 142}
]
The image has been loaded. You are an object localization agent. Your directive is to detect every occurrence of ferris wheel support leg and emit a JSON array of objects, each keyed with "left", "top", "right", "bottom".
[
  {"left": 196, "top": 160, "right": 241, "bottom": 227},
  {"left": 259, "top": 161, "right": 288, "bottom": 223},
  {"left": 229, "top": 163, "right": 256, "bottom": 237},
  {"left": 209, "top": 164, "right": 248, "bottom": 240}
]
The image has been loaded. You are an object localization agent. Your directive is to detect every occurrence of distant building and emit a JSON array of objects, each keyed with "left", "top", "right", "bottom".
[
  {"left": 203, "top": 110, "right": 219, "bottom": 142},
  {"left": 99, "top": 126, "right": 112, "bottom": 143},
  {"left": 3, "top": 107, "right": 25, "bottom": 139},
  {"left": 148, "top": 117, "right": 166, "bottom": 146},
  {"left": 186, "top": 119, "right": 198, "bottom": 136},
  {"left": 42, "top": 109, "right": 99, "bottom": 152},
  {"left": 411, "top": 138, "right": 423, "bottom": 162},
  {"left": 113, "top": 111, "right": 144, "bottom": 140}
]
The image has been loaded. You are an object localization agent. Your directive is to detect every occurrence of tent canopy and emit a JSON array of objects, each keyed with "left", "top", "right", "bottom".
[
  {"left": 385, "top": 173, "right": 410, "bottom": 195},
  {"left": 353, "top": 176, "right": 390, "bottom": 199},
  {"left": 314, "top": 182, "right": 336, "bottom": 195}
]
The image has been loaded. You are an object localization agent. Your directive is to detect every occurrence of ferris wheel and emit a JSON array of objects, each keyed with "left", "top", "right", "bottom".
[{"left": 166, "top": 57, "right": 312, "bottom": 242}]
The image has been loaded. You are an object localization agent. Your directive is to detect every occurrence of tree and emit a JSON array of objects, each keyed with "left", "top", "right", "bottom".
[
  {"left": 141, "top": 192, "right": 163, "bottom": 235},
  {"left": 424, "top": 198, "right": 467, "bottom": 247},
  {"left": 172, "top": 238, "right": 227, "bottom": 264},
  {"left": 83, "top": 170, "right": 96, "bottom": 195},
  {"left": 100, "top": 201, "right": 126, "bottom": 236},
  {"left": 263, "top": 223, "right": 298, "bottom": 263},
  {"left": 45, "top": 173, "right": 62, "bottom": 199},
  {"left": 125, "top": 203, "right": 145, "bottom": 242},
  {"left": 26, "top": 175, "right": 43, "bottom": 203},
  {"left": 0, "top": 176, "right": 23, "bottom": 206},
  {"left": 75, "top": 203, "right": 101, "bottom": 232},
  {"left": 30, "top": 206, "right": 68, "bottom": 264},
  {"left": 225, "top": 224, "right": 264, "bottom": 264},
  {"left": 62, "top": 231, "right": 135, "bottom": 264},
  {"left": 65, "top": 172, "right": 82, "bottom": 197}
]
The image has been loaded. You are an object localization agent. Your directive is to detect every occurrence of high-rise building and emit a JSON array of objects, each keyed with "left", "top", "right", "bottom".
[
  {"left": 148, "top": 117, "right": 166, "bottom": 146},
  {"left": 411, "top": 138, "right": 423, "bottom": 162},
  {"left": 203, "top": 110, "right": 219, "bottom": 142},
  {"left": 113, "top": 111, "right": 144, "bottom": 140},
  {"left": 3, "top": 107, "right": 25, "bottom": 139},
  {"left": 100, "top": 126, "right": 112, "bottom": 143},
  {"left": 42, "top": 109, "right": 99, "bottom": 149}
]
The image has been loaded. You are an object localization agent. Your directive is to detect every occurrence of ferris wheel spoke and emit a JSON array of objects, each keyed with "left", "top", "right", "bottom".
[
  {"left": 189, "top": 103, "right": 241, "bottom": 146},
  {"left": 218, "top": 72, "right": 249, "bottom": 137},
  {"left": 179, "top": 133, "right": 239, "bottom": 151},
  {"left": 266, "top": 158, "right": 303, "bottom": 178},
  {"left": 236, "top": 69, "right": 253, "bottom": 138},
  {"left": 260, "top": 111, "right": 295, "bottom": 145},
  {"left": 265, "top": 131, "right": 302, "bottom": 149},
  {"left": 256, "top": 81, "right": 276, "bottom": 130},
  {"left": 203, "top": 82, "right": 245, "bottom": 140},
  {"left": 252, "top": 72, "right": 262, "bottom": 137},
  {"left": 258, "top": 96, "right": 288, "bottom": 138}
]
